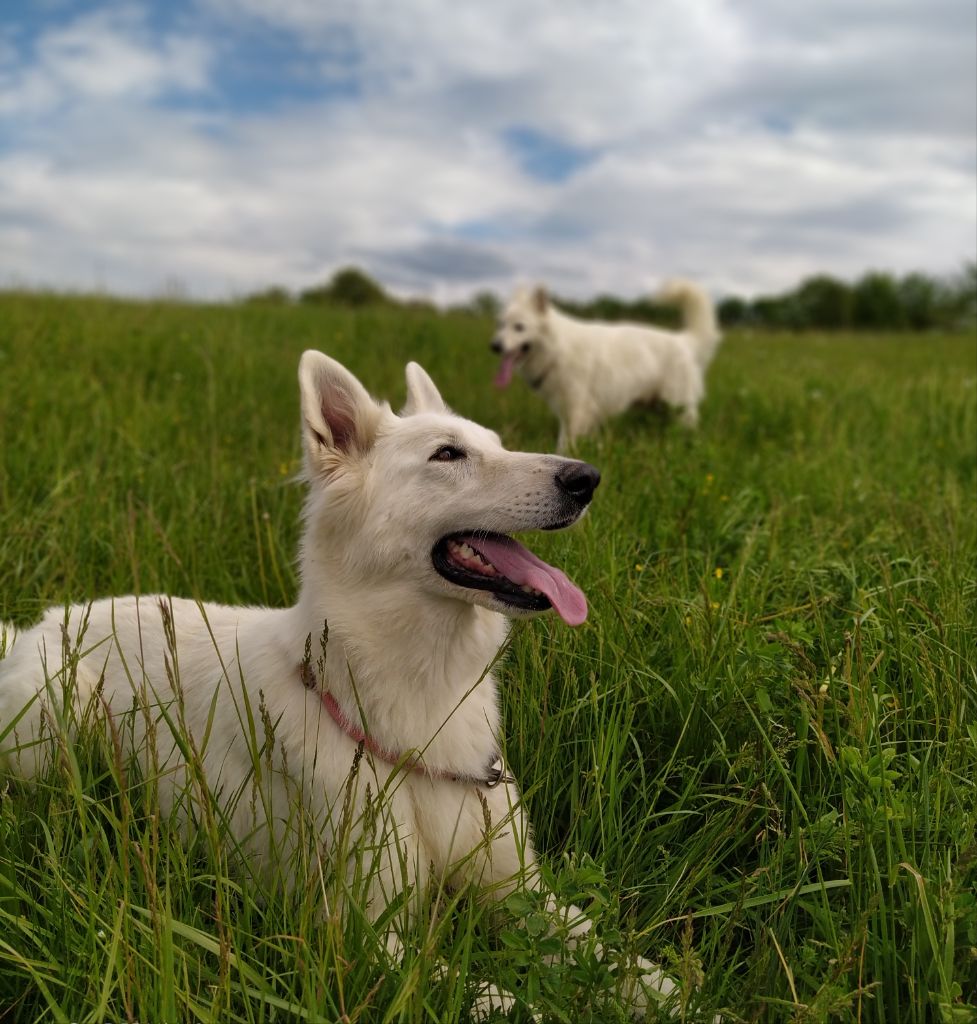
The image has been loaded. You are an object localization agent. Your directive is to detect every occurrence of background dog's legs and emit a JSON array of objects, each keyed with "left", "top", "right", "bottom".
[
  {"left": 557, "top": 407, "right": 598, "bottom": 453},
  {"left": 678, "top": 404, "right": 700, "bottom": 428}
]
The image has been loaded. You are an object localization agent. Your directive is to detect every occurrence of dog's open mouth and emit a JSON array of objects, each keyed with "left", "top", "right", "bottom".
[{"left": 432, "top": 533, "right": 587, "bottom": 626}]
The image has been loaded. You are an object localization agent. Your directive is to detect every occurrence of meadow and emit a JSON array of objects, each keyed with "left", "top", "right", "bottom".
[{"left": 0, "top": 291, "right": 975, "bottom": 1023}]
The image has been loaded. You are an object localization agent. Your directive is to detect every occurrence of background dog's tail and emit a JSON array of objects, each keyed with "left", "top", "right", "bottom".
[{"left": 657, "top": 278, "right": 722, "bottom": 370}]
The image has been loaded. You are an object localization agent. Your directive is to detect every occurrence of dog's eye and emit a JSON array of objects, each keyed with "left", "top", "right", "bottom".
[
  {"left": 513, "top": 323, "right": 525, "bottom": 332},
  {"left": 520, "top": 341, "right": 532, "bottom": 354},
  {"left": 430, "top": 445, "right": 467, "bottom": 462}
]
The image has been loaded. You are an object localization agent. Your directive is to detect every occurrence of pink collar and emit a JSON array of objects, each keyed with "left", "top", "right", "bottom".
[
  {"left": 319, "top": 689, "right": 456, "bottom": 780},
  {"left": 304, "top": 666, "right": 513, "bottom": 789}
]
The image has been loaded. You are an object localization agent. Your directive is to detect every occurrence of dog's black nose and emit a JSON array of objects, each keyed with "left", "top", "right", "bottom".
[
  {"left": 490, "top": 337, "right": 503, "bottom": 354},
  {"left": 556, "top": 461, "right": 601, "bottom": 505}
]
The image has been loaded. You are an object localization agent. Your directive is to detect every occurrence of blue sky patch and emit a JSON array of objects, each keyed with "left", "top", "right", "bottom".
[
  {"left": 207, "top": 28, "right": 363, "bottom": 115},
  {"left": 503, "top": 126, "right": 595, "bottom": 184},
  {"left": 450, "top": 218, "right": 525, "bottom": 244},
  {"left": 1, "top": 0, "right": 364, "bottom": 117},
  {"left": 761, "top": 113, "right": 794, "bottom": 136}
]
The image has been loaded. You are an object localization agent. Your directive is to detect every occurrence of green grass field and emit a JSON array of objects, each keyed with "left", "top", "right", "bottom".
[{"left": 0, "top": 292, "right": 975, "bottom": 1023}]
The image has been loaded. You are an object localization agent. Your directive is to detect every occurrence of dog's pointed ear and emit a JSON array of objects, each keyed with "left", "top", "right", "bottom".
[
  {"left": 532, "top": 285, "right": 549, "bottom": 313},
  {"left": 401, "top": 361, "right": 446, "bottom": 416},
  {"left": 298, "top": 351, "right": 381, "bottom": 470}
]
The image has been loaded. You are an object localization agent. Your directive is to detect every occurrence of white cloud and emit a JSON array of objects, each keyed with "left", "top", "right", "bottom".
[
  {"left": 0, "top": 5, "right": 211, "bottom": 118},
  {"left": 0, "top": 0, "right": 973, "bottom": 301},
  {"left": 202, "top": 0, "right": 748, "bottom": 145}
]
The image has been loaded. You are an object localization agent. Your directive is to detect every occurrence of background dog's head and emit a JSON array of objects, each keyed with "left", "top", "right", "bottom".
[
  {"left": 297, "top": 350, "right": 598, "bottom": 624},
  {"left": 491, "top": 285, "right": 553, "bottom": 390}
]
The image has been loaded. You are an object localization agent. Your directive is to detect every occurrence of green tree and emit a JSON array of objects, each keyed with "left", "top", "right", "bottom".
[
  {"left": 243, "top": 285, "right": 292, "bottom": 306},
  {"left": 898, "top": 272, "right": 942, "bottom": 330},
  {"left": 852, "top": 271, "right": 906, "bottom": 329},
  {"left": 300, "top": 267, "right": 389, "bottom": 307},
  {"left": 468, "top": 291, "right": 500, "bottom": 319},
  {"left": 795, "top": 275, "right": 852, "bottom": 329},
  {"left": 329, "top": 267, "right": 388, "bottom": 306},
  {"left": 750, "top": 295, "right": 805, "bottom": 329},
  {"left": 718, "top": 296, "right": 749, "bottom": 328},
  {"left": 946, "top": 261, "right": 977, "bottom": 326}
]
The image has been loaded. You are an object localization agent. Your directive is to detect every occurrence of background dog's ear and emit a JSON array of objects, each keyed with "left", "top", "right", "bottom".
[
  {"left": 401, "top": 361, "right": 447, "bottom": 416},
  {"left": 532, "top": 285, "right": 549, "bottom": 313},
  {"left": 298, "top": 351, "right": 382, "bottom": 470}
]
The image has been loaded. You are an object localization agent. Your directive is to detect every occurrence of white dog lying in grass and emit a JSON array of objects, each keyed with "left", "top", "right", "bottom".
[
  {"left": 0, "top": 351, "right": 710, "bottom": 1020},
  {"left": 492, "top": 280, "right": 721, "bottom": 450}
]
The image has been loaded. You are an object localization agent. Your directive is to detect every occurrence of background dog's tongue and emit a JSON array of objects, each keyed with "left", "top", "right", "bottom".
[
  {"left": 494, "top": 353, "right": 517, "bottom": 389},
  {"left": 469, "top": 536, "right": 587, "bottom": 626}
]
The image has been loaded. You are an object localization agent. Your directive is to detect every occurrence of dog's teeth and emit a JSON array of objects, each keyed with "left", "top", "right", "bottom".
[{"left": 447, "top": 538, "right": 504, "bottom": 579}]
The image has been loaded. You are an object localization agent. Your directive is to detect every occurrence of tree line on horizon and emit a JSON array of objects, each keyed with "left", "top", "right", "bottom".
[
  {"left": 716, "top": 264, "right": 976, "bottom": 332},
  {"left": 245, "top": 262, "right": 977, "bottom": 332}
]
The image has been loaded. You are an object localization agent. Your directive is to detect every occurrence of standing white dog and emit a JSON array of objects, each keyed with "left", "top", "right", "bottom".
[
  {"left": 0, "top": 351, "right": 694, "bottom": 1019},
  {"left": 492, "top": 281, "right": 721, "bottom": 449}
]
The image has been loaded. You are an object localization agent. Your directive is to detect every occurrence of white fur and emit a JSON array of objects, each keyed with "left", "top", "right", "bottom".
[
  {"left": 493, "top": 280, "right": 721, "bottom": 450},
  {"left": 0, "top": 352, "right": 694, "bottom": 1019},
  {"left": 0, "top": 354, "right": 561, "bottom": 882},
  {"left": 655, "top": 278, "right": 723, "bottom": 372}
]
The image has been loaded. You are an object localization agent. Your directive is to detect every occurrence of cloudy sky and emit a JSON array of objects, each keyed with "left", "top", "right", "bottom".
[{"left": 1, "top": 0, "right": 975, "bottom": 303}]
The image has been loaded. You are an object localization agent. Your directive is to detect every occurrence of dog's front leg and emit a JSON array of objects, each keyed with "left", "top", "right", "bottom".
[
  {"left": 535, "top": 893, "right": 684, "bottom": 1020},
  {"left": 349, "top": 784, "right": 527, "bottom": 1022},
  {"left": 556, "top": 401, "right": 599, "bottom": 454},
  {"left": 430, "top": 963, "right": 523, "bottom": 1023},
  {"left": 464, "top": 784, "right": 687, "bottom": 1021},
  {"left": 541, "top": 900, "right": 722, "bottom": 1021},
  {"left": 556, "top": 414, "right": 588, "bottom": 453}
]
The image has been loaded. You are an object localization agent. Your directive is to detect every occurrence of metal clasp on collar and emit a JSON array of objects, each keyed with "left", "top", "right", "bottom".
[{"left": 483, "top": 755, "right": 516, "bottom": 789}]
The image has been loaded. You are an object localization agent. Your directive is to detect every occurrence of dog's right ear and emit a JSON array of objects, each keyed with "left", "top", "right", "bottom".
[
  {"left": 298, "top": 351, "right": 381, "bottom": 472},
  {"left": 532, "top": 285, "right": 549, "bottom": 313}
]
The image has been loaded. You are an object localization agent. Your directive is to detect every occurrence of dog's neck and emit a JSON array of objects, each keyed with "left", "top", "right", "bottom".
[{"left": 288, "top": 577, "right": 508, "bottom": 776}]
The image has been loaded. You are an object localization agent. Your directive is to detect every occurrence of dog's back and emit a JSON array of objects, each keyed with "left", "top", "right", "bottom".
[{"left": 551, "top": 310, "right": 701, "bottom": 413}]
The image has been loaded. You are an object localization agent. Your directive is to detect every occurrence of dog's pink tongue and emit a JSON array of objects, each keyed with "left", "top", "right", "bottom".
[
  {"left": 469, "top": 536, "right": 588, "bottom": 626},
  {"left": 494, "top": 353, "right": 517, "bottom": 389}
]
